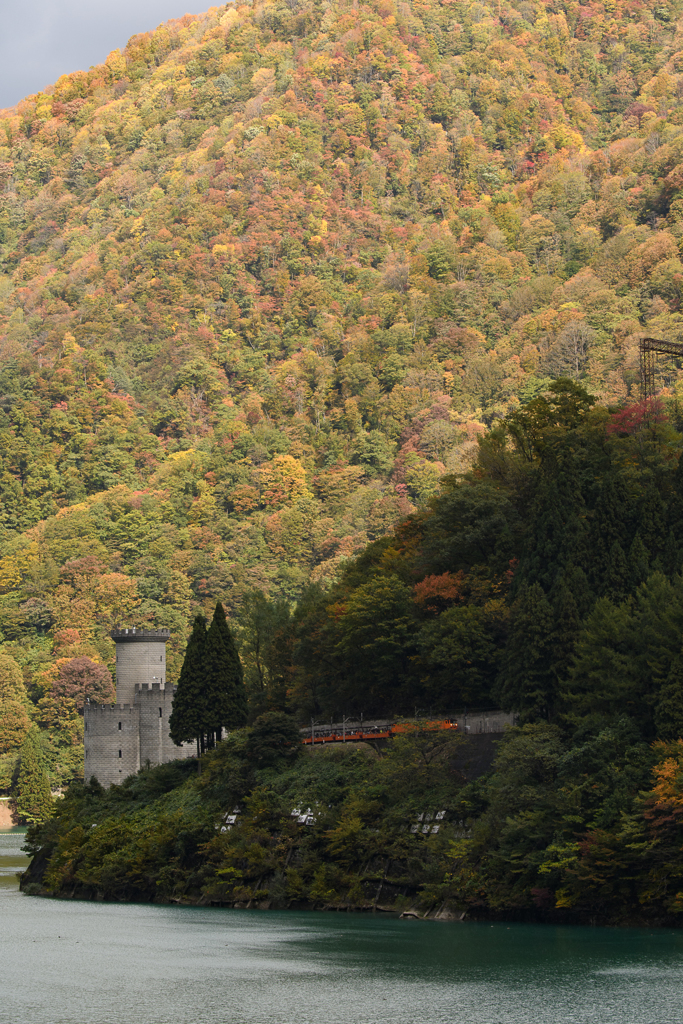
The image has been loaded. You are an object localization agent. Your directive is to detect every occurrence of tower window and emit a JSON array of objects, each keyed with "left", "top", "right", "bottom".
[
  {"left": 159, "top": 708, "right": 162, "bottom": 717},
  {"left": 118, "top": 722, "right": 121, "bottom": 730},
  {"left": 118, "top": 750, "right": 122, "bottom": 758},
  {"left": 160, "top": 656, "right": 162, "bottom": 662}
]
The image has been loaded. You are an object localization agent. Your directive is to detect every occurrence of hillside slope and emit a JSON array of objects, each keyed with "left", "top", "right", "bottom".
[
  {"left": 3, "top": 0, "right": 683, "bottom": 785},
  {"left": 21, "top": 714, "right": 683, "bottom": 927}
]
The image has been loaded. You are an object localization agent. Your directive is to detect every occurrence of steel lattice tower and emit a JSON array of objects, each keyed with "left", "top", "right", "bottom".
[{"left": 639, "top": 337, "right": 683, "bottom": 398}]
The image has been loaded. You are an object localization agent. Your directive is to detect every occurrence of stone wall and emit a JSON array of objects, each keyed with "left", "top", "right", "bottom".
[
  {"left": 84, "top": 687, "right": 195, "bottom": 787},
  {"left": 136, "top": 683, "right": 194, "bottom": 767},
  {"left": 84, "top": 704, "right": 140, "bottom": 787}
]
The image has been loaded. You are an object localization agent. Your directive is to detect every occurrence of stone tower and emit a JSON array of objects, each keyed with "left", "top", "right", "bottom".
[
  {"left": 112, "top": 626, "right": 169, "bottom": 703},
  {"left": 83, "top": 627, "right": 194, "bottom": 787}
]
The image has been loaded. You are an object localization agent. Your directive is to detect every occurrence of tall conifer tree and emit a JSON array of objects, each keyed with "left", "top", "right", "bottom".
[
  {"left": 629, "top": 533, "right": 650, "bottom": 589},
  {"left": 564, "top": 564, "right": 594, "bottom": 619},
  {"left": 604, "top": 541, "right": 630, "bottom": 603},
  {"left": 590, "top": 475, "right": 633, "bottom": 589},
  {"left": 496, "top": 583, "right": 556, "bottom": 721},
  {"left": 521, "top": 457, "right": 588, "bottom": 593},
  {"left": 566, "top": 597, "right": 638, "bottom": 726},
  {"left": 639, "top": 485, "right": 666, "bottom": 559},
  {"left": 663, "top": 529, "right": 682, "bottom": 578},
  {"left": 169, "top": 615, "right": 208, "bottom": 755},
  {"left": 549, "top": 583, "right": 580, "bottom": 685},
  {"left": 205, "top": 602, "right": 247, "bottom": 742},
  {"left": 667, "top": 453, "right": 683, "bottom": 534},
  {"left": 15, "top": 726, "right": 53, "bottom": 825},
  {"left": 654, "top": 651, "right": 683, "bottom": 739}
]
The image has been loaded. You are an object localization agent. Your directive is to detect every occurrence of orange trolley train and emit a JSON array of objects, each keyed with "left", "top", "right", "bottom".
[{"left": 301, "top": 718, "right": 458, "bottom": 745}]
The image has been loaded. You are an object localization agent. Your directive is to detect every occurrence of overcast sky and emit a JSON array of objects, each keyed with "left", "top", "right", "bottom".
[{"left": 0, "top": 1, "right": 198, "bottom": 110}]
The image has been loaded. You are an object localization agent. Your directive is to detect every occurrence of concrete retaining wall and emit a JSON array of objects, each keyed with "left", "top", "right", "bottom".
[{"left": 459, "top": 712, "right": 515, "bottom": 734}]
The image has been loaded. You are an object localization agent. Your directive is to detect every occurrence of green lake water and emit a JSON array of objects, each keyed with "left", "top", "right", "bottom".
[{"left": 2, "top": 830, "right": 683, "bottom": 1024}]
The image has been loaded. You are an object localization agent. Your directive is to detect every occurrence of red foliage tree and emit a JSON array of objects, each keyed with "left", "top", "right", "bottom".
[
  {"left": 606, "top": 399, "right": 666, "bottom": 437},
  {"left": 51, "top": 657, "right": 114, "bottom": 706},
  {"left": 413, "top": 571, "right": 465, "bottom": 609}
]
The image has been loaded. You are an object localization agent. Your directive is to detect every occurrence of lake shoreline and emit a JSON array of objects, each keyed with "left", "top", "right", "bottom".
[{"left": 19, "top": 866, "right": 683, "bottom": 930}]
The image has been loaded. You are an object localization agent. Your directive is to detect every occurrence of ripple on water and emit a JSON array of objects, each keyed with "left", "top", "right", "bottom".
[{"left": 0, "top": 847, "right": 682, "bottom": 1024}]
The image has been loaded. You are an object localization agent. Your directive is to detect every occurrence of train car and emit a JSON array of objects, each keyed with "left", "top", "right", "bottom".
[{"left": 301, "top": 718, "right": 458, "bottom": 745}]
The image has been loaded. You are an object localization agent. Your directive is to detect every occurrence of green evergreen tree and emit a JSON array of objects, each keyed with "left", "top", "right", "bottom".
[
  {"left": 663, "top": 528, "right": 682, "bottom": 578},
  {"left": 629, "top": 532, "right": 650, "bottom": 589},
  {"left": 589, "top": 475, "right": 633, "bottom": 589},
  {"left": 632, "top": 572, "right": 683, "bottom": 712},
  {"left": 495, "top": 583, "right": 556, "bottom": 721},
  {"left": 521, "top": 458, "right": 588, "bottom": 593},
  {"left": 563, "top": 564, "right": 594, "bottom": 618},
  {"left": 565, "top": 597, "right": 639, "bottom": 728},
  {"left": 549, "top": 583, "right": 580, "bottom": 684},
  {"left": 205, "top": 602, "right": 247, "bottom": 742},
  {"left": 522, "top": 477, "right": 570, "bottom": 591},
  {"left": 639, "top": 484, "right": 666, "bottom": 559},
  {"left": 604, "top": 541, "right": 630, "bottom": 603},
  {"left": 15, "top": 726, "right": 53, "bottom": 826},
  {"left": 654, "top": 651, "right": 683, "bottom": 739},
  {"left": 667, "top": 453, "right": 683, "bottom": 533},
  {"left": 169, "top": 615, "right": 208, "bottom": 755}
]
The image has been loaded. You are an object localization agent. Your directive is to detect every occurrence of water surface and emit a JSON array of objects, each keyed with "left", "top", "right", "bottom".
[{"left": 1, "top": 829, "right": 682, "bottom": 1024}]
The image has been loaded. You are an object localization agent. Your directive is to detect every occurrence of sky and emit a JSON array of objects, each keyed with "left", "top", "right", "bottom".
[{"left": 0, "top": 1, "right": 198, "bottom": 109}]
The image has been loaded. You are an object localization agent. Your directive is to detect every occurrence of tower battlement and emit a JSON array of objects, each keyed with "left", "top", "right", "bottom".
[
  {"left": 134, "top": 682, "right": 172, "bottom": 694},
  {"left": 85, "top": 702, "right": 135, "bottom": 711},
  {"left": 111, "top": 627, "right": 171, "bottom": 641}
]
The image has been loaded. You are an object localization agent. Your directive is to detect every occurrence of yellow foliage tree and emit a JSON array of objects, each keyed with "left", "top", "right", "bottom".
[{"left": 258, "top": 455, "right": 310, "bottom": 509}]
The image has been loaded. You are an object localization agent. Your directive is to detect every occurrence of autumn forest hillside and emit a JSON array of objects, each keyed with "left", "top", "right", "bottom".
[{"left": 4, "top": 0, "right": 683, "bottom": 792}]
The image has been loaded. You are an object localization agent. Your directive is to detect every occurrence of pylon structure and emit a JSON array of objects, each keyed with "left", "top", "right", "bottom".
[{"left": 639, "top": 336, "right": 683, "bottom": 398}]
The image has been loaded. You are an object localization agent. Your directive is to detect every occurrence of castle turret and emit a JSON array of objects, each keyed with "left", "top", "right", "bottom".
[
  {"left": 84, "top": 627, "right": 193, "bottom": 786},
  {"left": 111, "top": 627, "right": 170, "bottom": 703}
]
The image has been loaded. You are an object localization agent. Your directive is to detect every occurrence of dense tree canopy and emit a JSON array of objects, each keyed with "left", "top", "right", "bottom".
[
  {"left": 283, "top": 382, "right": 683, "bottom": 728},
  {"left": 4, "top": 0, "right": 683, "bottom": 795}
]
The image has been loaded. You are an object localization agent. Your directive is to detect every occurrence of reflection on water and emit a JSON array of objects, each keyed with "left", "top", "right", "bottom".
[
  {"left": 1, "top": 829, "right": 682, "bottom": 1024},
  {"left": 0, "top": 827, "right": 27, "bottom": 891}
]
